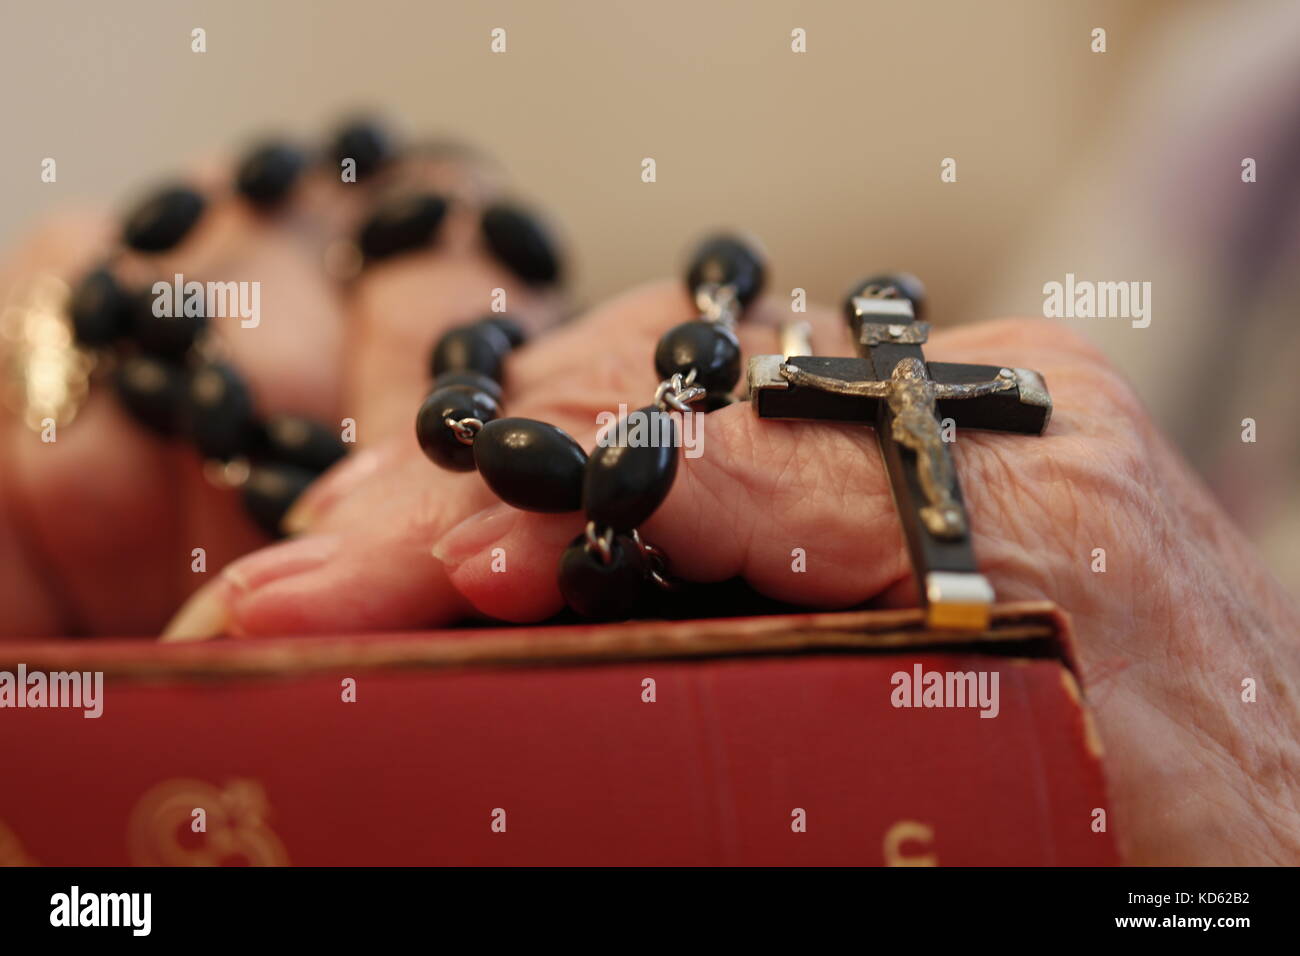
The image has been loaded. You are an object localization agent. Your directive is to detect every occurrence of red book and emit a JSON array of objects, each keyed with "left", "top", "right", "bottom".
[{"left": 0, "top": 602, "right": 1119, "bottom": 865}]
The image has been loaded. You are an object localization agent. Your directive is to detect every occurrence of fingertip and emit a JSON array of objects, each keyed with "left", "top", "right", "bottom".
[
  {"left": 445, "top": 555, "right": 567, "bottom": 623},
  {"left": 437, "top": 510, "right": 580, "bottom": 623}
]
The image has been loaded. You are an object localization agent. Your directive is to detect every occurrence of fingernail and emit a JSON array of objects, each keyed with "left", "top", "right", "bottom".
[
  {"left": 431, "top": 504, "right": 519, "bottom": 566},
  {"left": 158, "top": 535, "right": 341, "bottom": 642},
  {"left": 224, "top": 534, "right": 342, "bottom": 590},
  {"left": 283, "top": 447, "right": 387, "bottom": 533},
  {"left": 159, "top": 579, "right": 230, "bottom": 642}
]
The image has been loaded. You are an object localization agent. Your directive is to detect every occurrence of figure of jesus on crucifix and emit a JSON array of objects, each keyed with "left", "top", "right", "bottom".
[
  {"left": 779, "top": 356, "right": 1018, "bottom": 539},
  {"left": 748, "top": 277, "right": 1053, "bottom": 629}
]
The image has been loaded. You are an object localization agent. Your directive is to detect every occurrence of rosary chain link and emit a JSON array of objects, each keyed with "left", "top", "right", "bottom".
[
  {"left": 654, "top": 368, "right": 706, "bottom": 413},
  {"left": 694, "top": 282, "right": 740, "bottom": 328},
  {"left": 629, "top": 529, "right": 674, "bottom": 590},
  {"left": 584, "top": 521, "right": 615, "bottom": 565},
  {"left": 445, "top": 415, "right": 484, "bottom": 445},
  {"left": 860, "top": 282, "right": 901, "bottom": 300}
]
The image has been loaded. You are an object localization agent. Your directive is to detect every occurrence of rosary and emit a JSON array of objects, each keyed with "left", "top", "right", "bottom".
[
  {"left": 416, "top": 234, "right": 764, "bottom": 619},
  {"left": 419, "top": 247, "right": 1055, "bottom": 626},
  {"left": 25, "top": 118, "right": 1056, "bottom": 630},
  {"left": 40, "top": 117, "right": 561, "bottom": 537}
]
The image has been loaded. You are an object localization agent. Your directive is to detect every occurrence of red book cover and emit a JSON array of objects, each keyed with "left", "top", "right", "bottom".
[{"left": 0, "top": 603, "right": 1119, "bottom": 865}]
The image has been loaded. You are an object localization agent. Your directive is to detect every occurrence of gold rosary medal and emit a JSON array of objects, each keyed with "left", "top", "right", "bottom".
[{"left": 0, "top": 274, "right": 94, "bottom": 432}]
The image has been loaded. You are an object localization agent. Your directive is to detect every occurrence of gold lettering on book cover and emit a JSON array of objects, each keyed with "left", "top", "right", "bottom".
[
  {"left": 127, "top": 778, "right": 289, "bottom": 866},
  {"left": 883, "top": 819, "right": 938, "bottom": 866},
  {"left": 0, "top": 819, "right": 36, "bottom": 866}
]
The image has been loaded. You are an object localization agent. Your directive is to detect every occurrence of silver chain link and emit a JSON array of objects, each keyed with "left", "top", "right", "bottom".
[
  {"left": 694, "top": 282, "right": 740, "bottom": 327},
  {"left": 653, "top": 368, "right": 706, "bottom": 413},
  {"left": 860, "top": 282, "right": 901, "bottom": 300},
  {"left": 629, "top": 528, "right": 674, "bottom": 590},
  {"left": 445, "top": 415, "right": 483, "bottom": 445},
  {"left": 583, "top": 521, "right": 615, "bottom": 565}
]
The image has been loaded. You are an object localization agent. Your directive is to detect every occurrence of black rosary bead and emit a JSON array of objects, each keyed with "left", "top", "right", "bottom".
[
  {"left": 68, "top": 268, "right": 130, "bottom": 347},
  {"left": 357, "top": 193, "right": 448, "bottom": 261},
  {"left": 480, "top": 202, "right": 562, "bottom": 287},
  {"left": 330, "top": 118, "right": 394, "bottom": 181},
  {"left": 129, "top": 287, "right": 207, "bottom": 359},
  {"left": 114, "top": 355, "right": 187, "bottom": 436},
  {"left": 430, "top": 322, "right": 512, "bottom": 382},
  {"left": 477, "top": 315, "right": 527, "bottom": 349},
  {"left": 186, "top": 361, "right": 256, "bottom": 461},
  {"left": 258, "top": 416, "right": 348, "bottom": 473},
  {"left": 557, "top": 533, "right": 648, "bottom": 620},
  {"left": 844, "top": 272, "right": 926, "bottom": 323},
  {"left": 686, "top": 235, "right": 765, "bottom": 307},
  {"left": 654, "top": 320, "right": 741, "bottom": 395},
  {"left": 235, "top": 142, "right": 306, "bottom": 209},
  {"left": 415, "top": 384, "right": 501, "bottom": 471},
  {"left": 432, "top": 369, "right": 503, "bottom": 403},
  {"left": 241, "top": 464, "right": 317, "bottom": 538},
  {"left": 122, "top": 185, "right": 207, "bottom": 253},
  {"left": 473, "top": 418, "right": 587, "bottom": 513},
  {"left": 583, "top": 406, "right": 679, "bottom": 532}
]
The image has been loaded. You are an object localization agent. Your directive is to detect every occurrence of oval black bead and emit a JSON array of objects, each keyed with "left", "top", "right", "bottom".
[
  {"left": 122, "top": 185, "right": 206, "bottom": 253},
  {"left": 481, "top": 203, "right": 562, "bottom": 286},
  {"left": 235, "top": 142, "right": 306, "bottom": 209},
  {"left": 431, "top": 369, "right": 503, "bottom": 403},
  {"left": 114, "top": 355, "right": 187, "bottom": 436},
  {"left": 477, "top": 314, "right": 526, "bottom": 349},
  {"left": 557, "top": 533, "right": 648, "bottom": 620},
  {"left": 653, "top": 320, "right": 741, "bottom": 394},
  {"left": 358, "top": 192, "right": 448, "bottom": 261},
  {"left": 843, "top": 272, "right": 927, "bottom": 323},
  {"left": 258, "top": 416, "right": 349, "bottom": 473},
  {"left": 473, "top": 418, "right": 587, "bottom": 513},
  {"left": 583, "top": 405, "right": 679, "bottom": 531},
  {"left": 69, "top": 267, "right": 131, "bottom": 347},
  {"left": 241, "top": 464, "right": 317, "bottom": 538},
  {"left": 415, "top": 384, "right": 501, "bottom": 471},
  {"left": 330, "top": 118, "right": 394, "bottom": 181},
  {"left": 685, "top": 234, "right": 765, "bottom": 307},
  {"left": 186, "top": 361, "right": 256, "bottom": 461},
  {"left": 129, "top": 286, "right": 207, "bottom": 359},
  {"left": 430, "top": 322, "right": 512, "bottom": 382}
]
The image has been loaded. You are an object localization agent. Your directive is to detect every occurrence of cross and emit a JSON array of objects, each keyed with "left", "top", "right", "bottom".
[{"left": 748, "top": 285, "right": 1052, "bottom": 631}]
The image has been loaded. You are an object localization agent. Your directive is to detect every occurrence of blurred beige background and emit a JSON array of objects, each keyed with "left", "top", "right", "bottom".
[{"left": 1, "top": 0, "right": 1165, "bottom": 315}]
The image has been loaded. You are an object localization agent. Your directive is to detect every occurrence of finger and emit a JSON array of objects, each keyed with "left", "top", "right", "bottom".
[
  {"left": 2, "top": 211, "right": 237, "bottom": 636},
  {"left": 284, "top": 277, "right": 681, "bottom": 537},
  {"left": 160, "top": 280, "right": 846, "bottom": 637},
  {"left": 434, "top": 317, "right": 1099, "bottom": 621},
  {"left": 163, "top": 471, "right": 489, "bottom": 640},
  {"left": 343, "top": 251, "right": 562, "bottom": 448},
  {"left": 427, "top": 286, "right": 860, "bottom": 621},
  {"left": 293, "top": 277, "right": 841, "bottom": 536},
  {"left": 113, "top": 156, "right": 351, "bottom": 420},
  {"left": 6, "top": 155, "right": 359, "bottom": 635},
  {"left": 339, "top": 167, "right": 566, "bottom": 449}
]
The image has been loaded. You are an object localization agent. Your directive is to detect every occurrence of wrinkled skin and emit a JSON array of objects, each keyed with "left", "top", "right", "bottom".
[{"left": 2, "top": 188, "right": 1298, "bottom": 867}]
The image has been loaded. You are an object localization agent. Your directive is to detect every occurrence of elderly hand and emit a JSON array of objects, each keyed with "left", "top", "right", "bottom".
[{"left": 166, "top": 279, "right": 1300, "bottom": 866}]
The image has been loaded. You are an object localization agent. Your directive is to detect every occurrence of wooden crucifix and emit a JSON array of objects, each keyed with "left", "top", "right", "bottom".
[{"left": 748, "top": 281, "right": 1052, "bottom": 630}]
